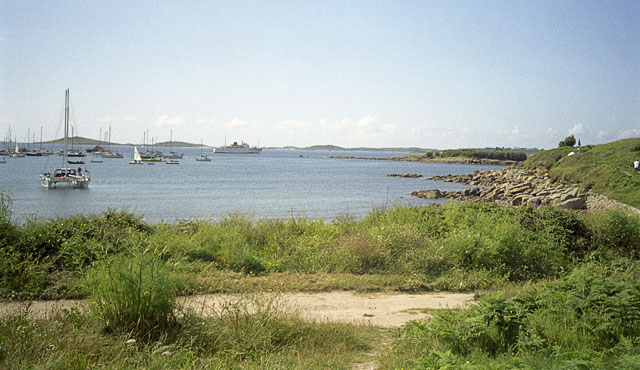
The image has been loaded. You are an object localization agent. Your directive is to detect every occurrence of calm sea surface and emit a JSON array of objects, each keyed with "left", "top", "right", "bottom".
[{"left": 0, "top": 146, "right": 503, "bottom": 223}]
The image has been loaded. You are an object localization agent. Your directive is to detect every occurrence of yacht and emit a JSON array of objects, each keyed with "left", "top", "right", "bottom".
[
  {"left": 40, "top": 89, "right": 90, "bottom": 189},
  {"left": 196, "top": 139, "right": 211, "bottom": 161}
]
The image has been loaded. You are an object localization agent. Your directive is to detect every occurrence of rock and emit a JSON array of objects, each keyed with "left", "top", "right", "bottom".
[
  {"left": 388, "top": 173, "right": 422, "bottom": 178},
  {"left": 527, "top": 197, "right": 542, "bottom": 207},
  {"left": 461, "top": 187, "right": 481, "bottom": 197},
  {"left": 556, "top": 197, "right": 586, "bottom": 210},
  {"left": 412, "top": 189, "right": 443, "bottom": 199}
]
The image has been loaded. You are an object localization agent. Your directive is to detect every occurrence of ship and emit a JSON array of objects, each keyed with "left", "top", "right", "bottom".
[{"left": 213, "top": 141, "right": 262, "bottom": 154}]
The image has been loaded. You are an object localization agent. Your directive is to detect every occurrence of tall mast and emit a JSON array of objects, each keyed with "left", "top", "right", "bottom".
[
  {"left": 63, "top": 89, "right": 69, "bottom": 167},
  {"left": 40, "top": 126, "right": 43, "bottom": 151},
  {"left": 108, "top": 125, "right": 112, "bottom": 151}
]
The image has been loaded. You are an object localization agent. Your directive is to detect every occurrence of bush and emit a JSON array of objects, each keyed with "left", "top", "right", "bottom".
[
  {"left": 559, "top": 135, "right": 576, "bottom": 147},
  {"left": 388, "top": 262, "right": 640, "bottom": 367},
  {"left": 85, "top": 244, "right": 179, "bottom": 339}
]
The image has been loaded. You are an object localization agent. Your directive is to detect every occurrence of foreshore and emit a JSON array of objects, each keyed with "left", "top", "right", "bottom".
[
  {"left": 411, "top": 167, "right": 640, "bottom": 215},
  {"left": 330, "top": 155, "right": 519, "bottom": 166}
]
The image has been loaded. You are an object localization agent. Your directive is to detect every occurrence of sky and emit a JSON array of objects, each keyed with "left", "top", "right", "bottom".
[{"left": 1, "top": 0, "right": 638, "bottom": 149}]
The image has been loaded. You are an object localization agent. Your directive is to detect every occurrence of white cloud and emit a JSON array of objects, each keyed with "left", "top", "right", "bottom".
[
  {"left": 225, "top": 118, "right": 251, "bottom": 129},
  {"left": 193, "top": 117, "right": 217, "bottom": 126},
  {"left": 511, "top": 125, "right": 520, "bottom": 136},
  {"left": 152, "top": 115, "right": 187, "bottom": 127},
  {"left": 570, "top": 123, "right": 585, "bottom": 135},
  {"left": 618, "top": 128, "right": 640, "bottom": 139},
  {"left": 96, "top": 115, "right": 142, "bottom": 124}
]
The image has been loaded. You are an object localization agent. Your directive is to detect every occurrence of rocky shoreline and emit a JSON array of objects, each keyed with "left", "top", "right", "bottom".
[
  {"left": 411, "top": 167, "right": 640, "bottom": 215},
  {"left": 330, "top": 155, "right": 519, "bottom": 166}
]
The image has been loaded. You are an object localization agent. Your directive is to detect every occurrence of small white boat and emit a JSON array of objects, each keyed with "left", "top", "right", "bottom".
[
  {"left": 11, "top": 143, "right": 25, "bottom": 158},
  {"left": 196, "top": 139, "right": 211, "bottom": 161},
  {"left": 0, "top": 156, "right": 5, "bottom": 164},
  {"left": 166, "top": 159, "right": 180, "bottom": 165},
  {"left": 166, "top": 130, "right": 183, "bottom": 159},
  {"left": 129, "top": 146, "right": 143, "bottom": 165}
]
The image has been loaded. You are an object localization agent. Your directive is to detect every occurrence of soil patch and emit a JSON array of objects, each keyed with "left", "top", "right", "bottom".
[{"left": 0, "top": 292, "right": 474, "bottom": 327}]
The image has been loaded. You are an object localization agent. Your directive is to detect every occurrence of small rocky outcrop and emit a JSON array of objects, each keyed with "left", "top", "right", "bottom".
[
  {"left": 416, "top": 167, "right": 590, "bottom": 210},
  {"left": 388, "top": 173, "right": 423, "bottom": 178},
  {"left": 411, "top": 189, "right": 443, "bottom": 199}
]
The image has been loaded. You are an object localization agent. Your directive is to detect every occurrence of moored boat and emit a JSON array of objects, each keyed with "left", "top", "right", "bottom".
[
  {"left": 40, "top": 90, "right": 91, "bottom": 189},
  {"left": 213, "top": 141, "right": 262, "bottom": 154}
]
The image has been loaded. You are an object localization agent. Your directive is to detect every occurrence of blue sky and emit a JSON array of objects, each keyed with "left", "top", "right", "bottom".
[{"left": 1, "top": 0, "right": 638, "bottom": 149}]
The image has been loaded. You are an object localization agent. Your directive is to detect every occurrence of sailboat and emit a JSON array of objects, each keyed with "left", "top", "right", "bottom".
[
  {"left": 128, "top": 146, "right": 143, "bottom": 165},
  {"left": 40, "top": 89, "right": 91, "bottom": 189},
  {"left": 166, "top": 129, "right": 183, "bottom": 159},
  {"left": 196, "top": 139, "right": 211, "bottom": 161},
  {"left": 12, "top": 142, "right": 25, "bottom": 158}
]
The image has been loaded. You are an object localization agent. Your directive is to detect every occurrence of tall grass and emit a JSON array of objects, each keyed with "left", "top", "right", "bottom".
[
  {"left": 0, "top": 294, "right": 373, "bottom": 369},
  {"left": 85, "top": 242, "right": 179, "bottom": 340},
  {"left": 2, "top": 198, "right": 640, "bottom": 299}
]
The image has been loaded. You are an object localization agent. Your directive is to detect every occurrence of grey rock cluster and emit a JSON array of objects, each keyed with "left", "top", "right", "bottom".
[{"left": 413, "top": 168, "right": 589, "bottom": 210}]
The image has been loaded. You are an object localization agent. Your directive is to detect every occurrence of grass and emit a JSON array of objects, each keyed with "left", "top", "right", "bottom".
[
  {"left": 0, "top": 295, "right": 378, "bottom": 369},
  {"left": 522, "top": 137, "right": 640, "bottom": 208},
  {"left": 380, "top": 260, "right": 640, "bottom": 369},
  {"left": 2, "top": 202, "right": 639, "bottom": 300},
  {"left": 1, "top": 188, "right": 640, "bottom": 368}
]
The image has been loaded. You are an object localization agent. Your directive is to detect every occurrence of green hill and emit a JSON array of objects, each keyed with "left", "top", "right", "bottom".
[
  {"left": 42, "top": 136, "right": 123, "bottom": 146},
  {"left": 42, "top": 137, "right": 205, "bottom": 148},
  {"left": 522, "top": 138, "right": 640, "bottom": 208}
]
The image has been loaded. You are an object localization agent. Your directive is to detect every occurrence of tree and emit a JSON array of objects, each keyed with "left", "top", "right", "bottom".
[
  {"left": 559, "top": 135, "right": 576, "bottom": 147},
  {"left": 578, "top": 139, "right": 581, "bottom": 147}
]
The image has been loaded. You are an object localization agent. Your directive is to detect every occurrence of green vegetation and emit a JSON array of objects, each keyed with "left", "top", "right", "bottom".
[
  {"left": 4, "top": 203, "right": 633, "bottom": 300},
  {"left": 427, "top": 148, "right": 528, "bottom": 161},
  {"left": 558, "top": 134, "right": 577, "bottom": 147},
  {"left": 382, "top": 262, "right": 640, "bottom": 369},
  {"left": 1, "top": 189, "right": 640, "bottom": 368},
  {"left": 523, "top": 137, "right": 640, "bottom": 207}
]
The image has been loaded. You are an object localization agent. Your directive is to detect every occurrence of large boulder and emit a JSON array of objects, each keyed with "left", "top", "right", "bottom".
[
  {"left": 412, "top": 189, "right": 443, "bottom": 199},
  {"left": 556, "top": 197, "right": 586, "bottom": 210}
]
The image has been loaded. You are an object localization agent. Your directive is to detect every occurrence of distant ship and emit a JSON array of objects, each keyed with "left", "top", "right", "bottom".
[{"left": 213, "top": 141, "right": 262, "bottom": 154}]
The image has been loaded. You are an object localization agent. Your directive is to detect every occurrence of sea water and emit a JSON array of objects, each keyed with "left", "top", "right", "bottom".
[{"left": 0, "top": 146, "right": 503, "bottom": 223}]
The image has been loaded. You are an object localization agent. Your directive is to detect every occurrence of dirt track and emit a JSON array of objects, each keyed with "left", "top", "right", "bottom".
[{"left": 0, "top": 291, "right": 474, "bottom": 327}]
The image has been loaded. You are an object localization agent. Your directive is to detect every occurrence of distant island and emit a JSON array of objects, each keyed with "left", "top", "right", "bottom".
[
  {"left": 40, "top": 136, "right": 209, "bottom": 148},
  {"left": 38, "top": 137, "right": 542, "bottom": 154}
]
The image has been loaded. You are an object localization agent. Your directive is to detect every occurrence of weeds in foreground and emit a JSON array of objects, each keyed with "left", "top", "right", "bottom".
[
  {"left": 0, "top": 293, "right": 374, "bottom": 369},
  {"left": 85, "top": 243, "right": 179, "bottom": 340},
  {"left": 2, "top": 202, "right": 640, "bottom": 300},
  {"left": 381, "top": 260, "right": 640, "bottom": 369}
]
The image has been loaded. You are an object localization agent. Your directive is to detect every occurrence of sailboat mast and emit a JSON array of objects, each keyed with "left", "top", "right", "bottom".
[
  {"left": 40, "top": 126, "right": 43, "bottom": 151},
  {"left": 63, "top": 89, "right": 69, "bottom": 167}
]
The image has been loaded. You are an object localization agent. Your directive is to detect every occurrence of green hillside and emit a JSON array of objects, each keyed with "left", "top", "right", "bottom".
[
  {"left": 522, "top": 137, "right": 640, "bottom": 207},
  {"left": 42, "top": 136, "right": 123, "bottom": 146},
  {"left": 42, "top": 137, "right": 205, "bottom": 148}
]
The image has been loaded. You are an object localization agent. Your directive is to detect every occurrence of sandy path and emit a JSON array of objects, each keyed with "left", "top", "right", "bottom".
[{"left": 0, "top": 292, "right": 474, "bottom": 327}]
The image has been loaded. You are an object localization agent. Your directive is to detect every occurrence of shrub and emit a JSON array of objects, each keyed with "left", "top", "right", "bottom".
[
  {"left": 390, "top": 262, "right": 640, "bottom": 367},
  {"left": 559, "top": 135, "right": 576, "bottom": 147},
  {"left": 85, "top": 244, "right": 179, "bottom": 339}
]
